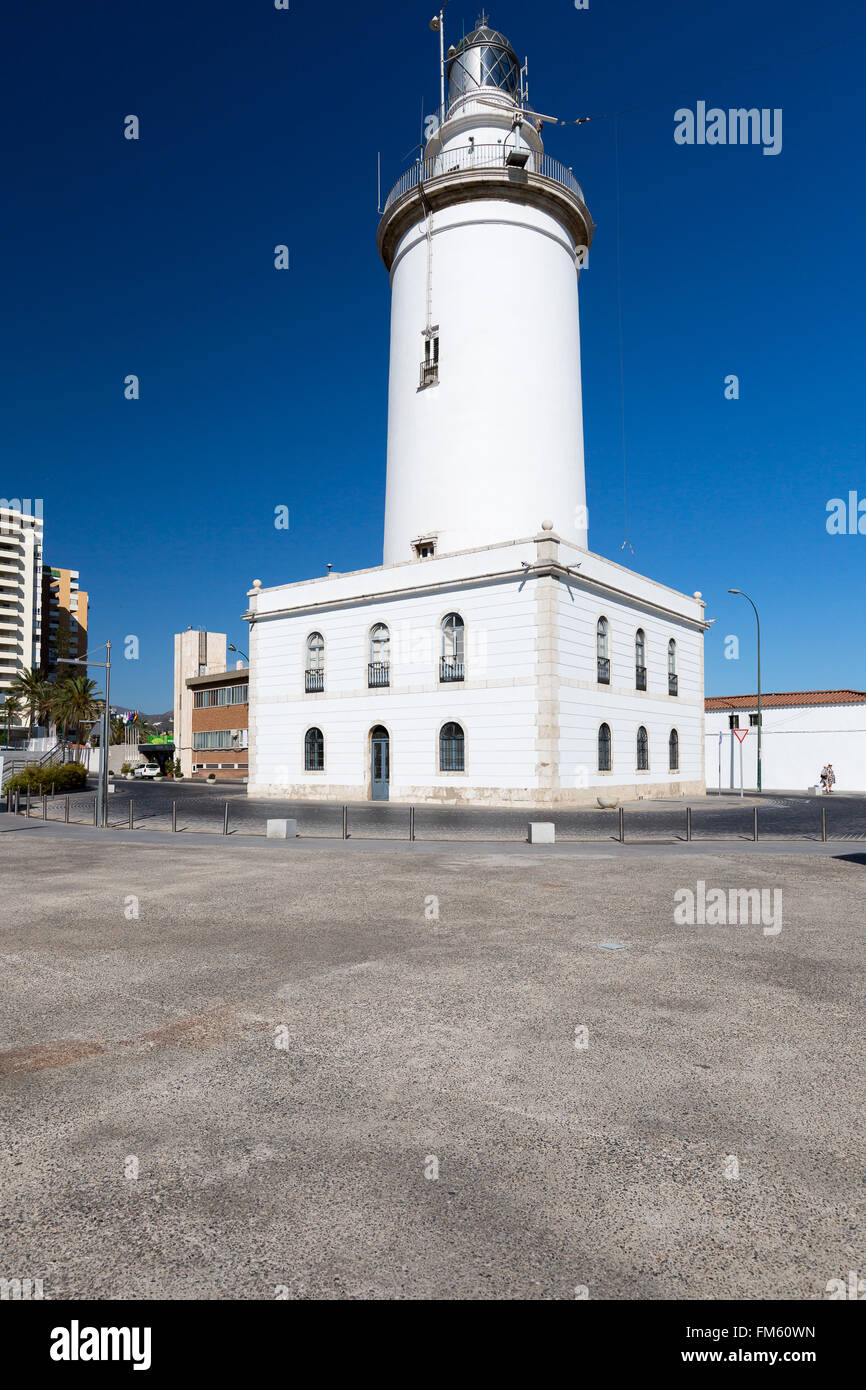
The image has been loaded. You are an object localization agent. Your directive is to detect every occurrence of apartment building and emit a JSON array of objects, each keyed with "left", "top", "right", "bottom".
[
  {"left": 40, "top": 566, "right": 88, "bottom": 679},
  {"left": 0, "top": 501, "right": 43, "bottom": 734}
]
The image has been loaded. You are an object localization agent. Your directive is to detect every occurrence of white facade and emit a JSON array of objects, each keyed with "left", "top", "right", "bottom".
[
  {"left": 247, "top": 530, "right": 705, "bottom": 805},
  {"left": 705, "top": 694, "right": 866, "bottom": 793},
  {"left": 246, "top": 22, "right": 706, "bottom": 805},
  {"left": 0, "top": 502, "right": 43, "bottom": 731}
]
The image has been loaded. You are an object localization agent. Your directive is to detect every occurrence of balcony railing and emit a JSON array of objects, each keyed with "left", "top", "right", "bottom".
[
  {"left": 597, "top": 657, "right": 610, "bottom": 685},
  {"left": 635, "top": 666, "right": 647, "bottom": 691},
  {"left": 419, "top": 360, "right": 439, "bottom": 389},
  {"left": 383, "top": 144, "right": 585, "bottom": 213},
  {"left": 368, "top": 661, "right": 390, "bottom": 689},
  {"left": 668, "top": 674, "right": 678, "bottom": 696},
  {"left": 440, "top": 658, "right": 464, "bottom": 683},
  {"left": 305, "top": 670, "right": 324, "bottom": 693}
]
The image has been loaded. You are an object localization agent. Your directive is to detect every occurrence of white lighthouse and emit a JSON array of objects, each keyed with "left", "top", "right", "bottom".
[
  {"left": 245, "top": 17, "right": 707, "bottom": 807},
  {"left": 380, "top": 20, "right": 592, "bottom": 564}
]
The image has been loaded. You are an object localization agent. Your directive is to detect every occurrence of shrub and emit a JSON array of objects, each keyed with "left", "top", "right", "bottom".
[
  {"left": 6, "top": 761, "right": 88, "bottom": 794},
  {"left": 120, "top": 762, "right": 132, "bottom": 775}
]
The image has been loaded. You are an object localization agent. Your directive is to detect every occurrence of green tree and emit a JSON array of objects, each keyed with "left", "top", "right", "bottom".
[
  {"left": 1, "top": 692, "right": 22, "bottom": 745},
  {"left": 8, "top": 668, "right": 53, "bottom": 737},
  {"left": 50, "top": 675, "right": 102, "bottom": 750}
]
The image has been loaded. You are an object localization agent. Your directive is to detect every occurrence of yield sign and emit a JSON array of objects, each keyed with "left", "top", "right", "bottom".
[{"left": 734, "top": 728, "right": 749, "bottom": 744}]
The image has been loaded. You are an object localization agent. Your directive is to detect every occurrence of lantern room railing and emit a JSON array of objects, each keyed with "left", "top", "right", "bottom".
[{"left": 382, "top": 145, "right": 585, "bottom": 213}]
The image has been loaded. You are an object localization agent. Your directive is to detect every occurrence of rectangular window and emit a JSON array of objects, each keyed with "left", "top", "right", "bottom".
[
  {"left": 193, "top": 684, "right": 248, "bottom": 709},
  {"left": 419, "top": 334, "right": 439, "bottom": 389},
  {"left": 193, "top": 729, "right": 248, "bottom": 750},
  {"left": 729, "top": 715, "right": 740, "bottom": 729},
  {"left": 749, "top": 713, "right": 761, "bottom": 726}
]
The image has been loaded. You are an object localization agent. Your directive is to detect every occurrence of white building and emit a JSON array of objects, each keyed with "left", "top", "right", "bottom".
[
  {"left": 0, "top": 500, "right": 43, "bottom": 736},
  {"left": 246, "top": 21, "right": 707, "bottom": 805},
  {"left": 705, "top": 691, "right": 866, "bottom": 793},
  {"left": 173, "top": 629, "right": 228, "bottom": 777}
]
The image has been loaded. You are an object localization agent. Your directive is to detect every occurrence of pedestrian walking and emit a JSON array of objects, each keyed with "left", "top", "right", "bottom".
[{"left": 826, "top": 764, "right": 836, "bottom": 793}]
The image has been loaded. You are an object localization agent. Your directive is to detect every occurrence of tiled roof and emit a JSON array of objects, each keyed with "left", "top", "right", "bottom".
[{"left": 706, "top": 690, "right": 866, "bottom": 711}]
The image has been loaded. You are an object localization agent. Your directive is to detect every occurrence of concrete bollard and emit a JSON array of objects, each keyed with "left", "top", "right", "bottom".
[
  {"left": 528, "top": 821, "right": 555, "bottom": 844},
  {"left": 267, "top": 818, "right": 298, "bottom": 839}
]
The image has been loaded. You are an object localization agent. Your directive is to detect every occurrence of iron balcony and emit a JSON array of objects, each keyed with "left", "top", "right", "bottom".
[
  {"left": 440, "top": 658, "right": 464, "bottom": 682},
  {"left": 368, "top": 662, "right": 390, "bottom": 689}
]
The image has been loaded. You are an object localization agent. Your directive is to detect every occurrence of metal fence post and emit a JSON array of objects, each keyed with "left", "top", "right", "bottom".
[
  {"left": 129, "top": 799, "right": 134, "bottom": 830},
  {"left": 223, "top": 801, "right": 229, "bottom": 836},
  {"left": 92, "top": 796, "right": 97, "bottom": 826},
  {"left": 342, "top": 804, "right": 348, "bottom": 840},
  {"left": 409, "top": 806, "right": 415, "bottom": 842},
  {"left": 753, "top": 806, "right": 759, "bottom": 842},
  {"left": 65, "top": 795, "right": 70, "bottom": 824},
  {"left": 42, "top": 792, "right": 47, "bottom": 820},
  {"left": 172, "top": 801, "right": 177, "bottom": 833},
  {"left": 15, "top": 787, "right": 20, "bottom": 815},
  {"left": 821, "top": 806, "right": 827, "bottom": 843},
  {"left": 26, "top": 787, "right": 31, "bottom": 817},
  {"left": 619, "top": 807, "right": 625, "bottom": 844},
  {"left": 686, "top": 806, "right": 692, "bottom": 842}
]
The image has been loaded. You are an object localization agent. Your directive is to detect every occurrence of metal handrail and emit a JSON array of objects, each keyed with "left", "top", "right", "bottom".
[{"left": 383, "top": 144, "right": 585, "bottom": 213}]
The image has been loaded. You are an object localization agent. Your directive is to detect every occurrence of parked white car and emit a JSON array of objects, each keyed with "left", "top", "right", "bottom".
[{"left": 133, "top": 762, "right": 161, "bottom": 779}]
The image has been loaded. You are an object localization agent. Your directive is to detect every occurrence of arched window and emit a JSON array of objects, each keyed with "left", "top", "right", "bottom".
[
  {"left": 668, "top": 728, "right": 679, "bottom": 772},
  {"left": 440, "top": 721, "right": 465, "bottom": 772},
  {"left": 305, "top": 632, "right": 324, "bottom": 692},
  {"left": 635, "top": 629, "right": 647, "bottom": 690},
  {"left": 598, "top": 722, "right": 611, "bottom": 772},
  {"left": 637, "top": 725, "right": 649, "bottom": 771},
  {"left": 597, "top": 618, "right": 610, "bottom": 684},
  {"left": 668, "top": 638, "right": 678, "bottom": 696},
  {"left": 441, "top": 613, "right": 465, "bottom": 682},
  {"left": 369, "top": 623, "right": 390, "bottom": 688},
  {"left": 304, "top": 727, "right": 324, "bottom": 771}
]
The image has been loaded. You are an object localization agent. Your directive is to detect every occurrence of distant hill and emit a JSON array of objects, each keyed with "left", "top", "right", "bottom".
[{"left": 110, "top": 708, "right": 174, "bottom": 736}]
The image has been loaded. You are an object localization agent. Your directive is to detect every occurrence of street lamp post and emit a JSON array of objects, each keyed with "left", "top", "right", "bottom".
[
  {"left": 59, "top": 640, "right": 112, "bottom": 827},
  {"left": 728, "top": 590, "right": 761, "bottom": 793},
  {"left": 228, "top": 644, "right": 249, "bottom": 664}
]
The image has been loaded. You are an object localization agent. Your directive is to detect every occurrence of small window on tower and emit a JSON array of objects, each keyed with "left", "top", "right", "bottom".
[
  {"left": 419, "top": 333, "right": 439, "bottom": 389},
  {"left": 413, "top": 537, "right": 436, "bottom": 560}
]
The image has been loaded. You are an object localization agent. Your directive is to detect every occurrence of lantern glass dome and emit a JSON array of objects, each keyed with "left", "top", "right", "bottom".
[{"left": 446, "top": 25, "right": 520, "bottom": 109}]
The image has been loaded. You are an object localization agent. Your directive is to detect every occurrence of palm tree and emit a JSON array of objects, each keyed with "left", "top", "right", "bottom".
[
  {"left": 50, "top": 675, "right": 102, "bottom": 752},
  {"left": 1, "top": 692, "right": 22, "bottom": 746},
  {"left": 8, "top": 668, "right": 53, "bottom": 738},
  {"left": 109, "top": 715, "right": 128, "bottom": 746}
]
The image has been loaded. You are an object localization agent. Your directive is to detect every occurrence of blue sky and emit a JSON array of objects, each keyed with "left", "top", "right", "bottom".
[{"left": 3, "top": 0, "right": 864, "bottom": 710}]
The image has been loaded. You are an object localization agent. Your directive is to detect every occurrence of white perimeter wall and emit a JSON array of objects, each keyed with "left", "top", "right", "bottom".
[{"left": 705, "top": 705, "right": 866, "bottom": 792}]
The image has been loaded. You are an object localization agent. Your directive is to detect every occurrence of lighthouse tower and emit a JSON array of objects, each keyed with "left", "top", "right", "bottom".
[
  {"left": 246, "top": 16, "right": 706, "bottom": 810},
  {"left": 378, "top": 18, "right": 593, "bottom": 566}
]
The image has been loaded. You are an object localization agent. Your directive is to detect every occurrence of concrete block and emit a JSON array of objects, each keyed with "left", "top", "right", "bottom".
[
  {"left": 267, "top": 818, "right": 297, "bottom": 839},
  {"left": 528, "top": 821, "right": 555, "bottom": 844}
]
